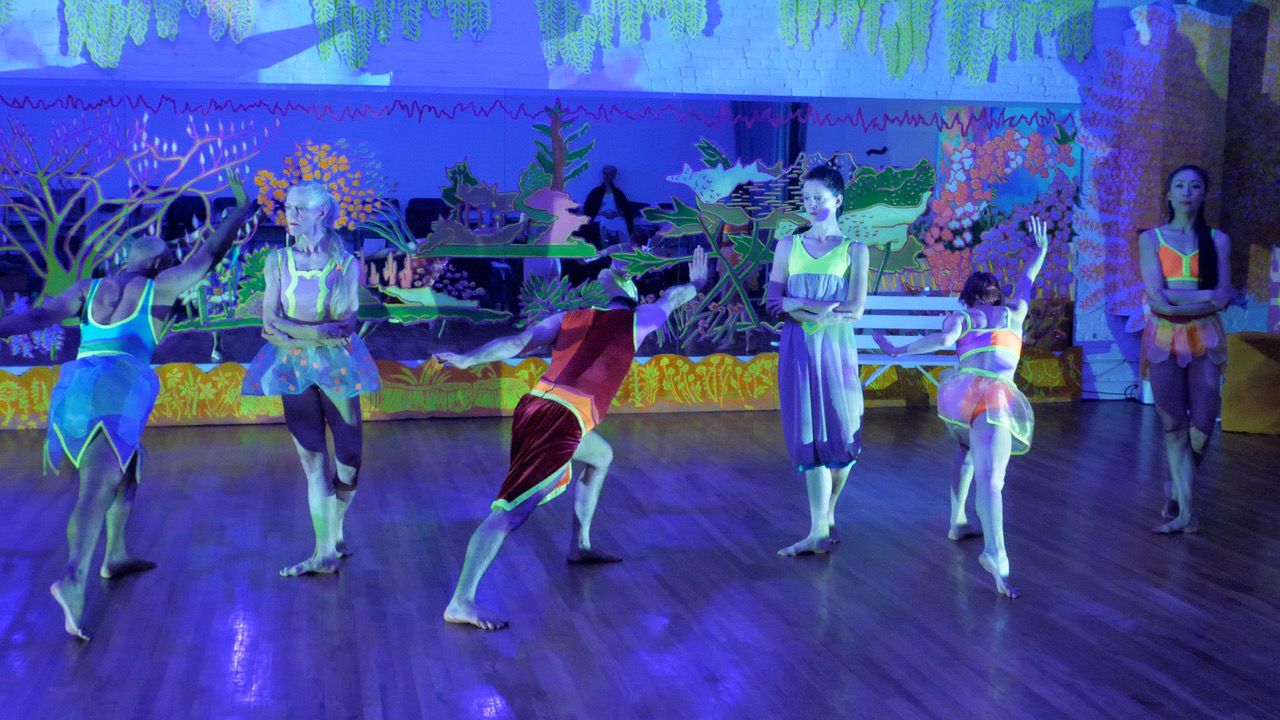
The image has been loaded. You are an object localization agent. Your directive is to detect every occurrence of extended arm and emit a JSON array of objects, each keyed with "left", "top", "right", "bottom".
[
  {"left": 154, "top": 172, "right": 259, "bottom": 307},
  {"left": 0, "top": 283, "right": 88, "bottom": 339},
  {"left": 635, "top": 247, "right": 709, "bottom": 343},
  {"left": 872, "top": 312, "right": 964, "bottom": 357},
  {"left": 436, "top": 313, "right": 566, "bottom": 369}
]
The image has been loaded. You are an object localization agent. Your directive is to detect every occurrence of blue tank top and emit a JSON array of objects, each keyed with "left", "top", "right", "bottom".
[{"left": 77, "top": 279, "right": 162, "bottom": 361}]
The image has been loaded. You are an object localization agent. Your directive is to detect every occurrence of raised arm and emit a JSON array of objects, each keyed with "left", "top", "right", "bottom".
[
  {"left": 1011, "top": 216, "right": 1049, "bottom": 314},
  {"left": 635, "top": 247, "right": 708, "bottom": 343},
  {"left": 872, "top": 312, "right": 965, "bottom": 358},
  {"left": 154, "top": 172, "right": 259, "bottom": 307},
  {"left": 436, "top": 312, "right": 566, "bottom": 370},
  {"left": 0, "top": 282, "right": 89, "bottom": 339}
]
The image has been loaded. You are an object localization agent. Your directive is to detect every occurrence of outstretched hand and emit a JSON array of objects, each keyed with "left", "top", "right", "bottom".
[
  {"left": 689, "top": 246, "right": 709, "bottom": 289},
  {"left": 872, "top": 332, "right": 899, "bottom": 357},
  {"left": 1028, "top": 215, "right": 1048, "bottom": 249},
  {"left": 228, "top": 169, "right": 249, "bottom": 207}
]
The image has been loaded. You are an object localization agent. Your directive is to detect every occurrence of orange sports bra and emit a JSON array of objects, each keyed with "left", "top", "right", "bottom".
[
  {"left": 955, "top": 308, "right": 1022, "bottom": 363},
  {"left": 1155, "top": 228, "right": 1199, "bottom": 282}
]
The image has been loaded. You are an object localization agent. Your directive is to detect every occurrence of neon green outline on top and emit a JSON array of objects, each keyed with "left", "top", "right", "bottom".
[
  {"left": 956, "top": 309, "right": 1021, "bottom": 362},
  {"left": 285, "top": 247, "right": 339, "bottom": 319},
  {"left": 85, "top": 278, "right": 161, "bottom": 347},
  {"left": 1154, "top": 228, "right": 1199, "bottom": 283},
  {"left": 788, "top": 233, "right": 853, "bottom": 277}
]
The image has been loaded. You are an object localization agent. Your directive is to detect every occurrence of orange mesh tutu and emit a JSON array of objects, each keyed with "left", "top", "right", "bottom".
[
  {"left": 937, "top": 368, "right": 1034, "bottom": 455},
  {"left": 1142, "top": 309, "right": 1227, "bottom": 368}
]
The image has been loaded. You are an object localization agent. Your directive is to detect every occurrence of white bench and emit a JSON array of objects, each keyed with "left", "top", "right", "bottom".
[{"left": 856, "top": 294, "right": 962, "bottom": 388}]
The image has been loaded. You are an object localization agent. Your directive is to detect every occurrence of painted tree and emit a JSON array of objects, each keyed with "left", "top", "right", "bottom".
[{"left": 0, "top": 110, "right": 267, "bottom": 302}]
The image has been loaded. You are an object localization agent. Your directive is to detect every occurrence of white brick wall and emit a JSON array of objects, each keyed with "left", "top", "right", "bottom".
[{"left": 0, "top": 0, "right": 1090, "bottom": 103}]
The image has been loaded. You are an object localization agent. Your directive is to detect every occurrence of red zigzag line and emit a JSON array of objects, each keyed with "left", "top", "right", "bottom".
[{"left": 0, "top": 93, "right": 1072, "bottom": 132}]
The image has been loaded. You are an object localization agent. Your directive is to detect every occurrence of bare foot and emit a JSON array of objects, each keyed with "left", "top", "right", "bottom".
[
  {"left": 978, "top": 552, "right": 1020, "bottom": 599},
  {"left": 1161, "top": 499, "right": 1180, "bottom": 520},
  {"left": 279, "top": 554, "right": 341, "bottom": 577},
  {"left": 336, "top": 540, "right": 354, "bottom": 558},
  {"left": 443, "top": 599, "right": 509, "bottom": 630},
  {"left": 948, "top": 523, "right": 983, "bottom": 541},
  {"left": 827, "top": 525, "right": 840, "bottom": 544},
  {"left": 567, "top": 546, "right": 623, "bottom": 564},
  {"left": 50, "top": 581, "right": 89, "bottom": 641},
  {"left": 100, "top": 557, "right": 158, "bottom": 579},
  {"left": 777, "top": 535, "right": 833, "bottom": 557},
  {"left": 1153, "top": 516, "right": 1199, "bottom": 534}
]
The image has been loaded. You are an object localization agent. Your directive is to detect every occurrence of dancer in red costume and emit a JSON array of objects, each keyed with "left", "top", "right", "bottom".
[{"left": 438, "top": 248, "right": 707, "bottom": 630}]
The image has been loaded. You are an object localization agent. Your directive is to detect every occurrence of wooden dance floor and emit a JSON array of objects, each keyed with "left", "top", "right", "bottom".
[{"left": 0, "top": 402, "right": 1277, "bottom": 719}]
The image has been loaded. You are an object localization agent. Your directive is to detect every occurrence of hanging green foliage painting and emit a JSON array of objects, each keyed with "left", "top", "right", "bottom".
[
  {"left": 56, "top": 0, "right": 493, "bottom": 70},
  {"left": 535, "top": 0, "right": 710, "bottom": 73},
  {"left": 945, "top": 0, "right": 1096, "bottom": 82},
  {"left": 311, "top": 0, "right": 493, "bottom": 70},
  {"left": 61, "top": 0, "right": 256, "bottom": 68},
  {"left": 776, "top": 0, "right": 934, "bottom": 79}
]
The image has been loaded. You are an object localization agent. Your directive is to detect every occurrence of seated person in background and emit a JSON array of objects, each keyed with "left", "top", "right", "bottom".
[{"left": 584, "top": 165, "right": 635, "bottom": 248}]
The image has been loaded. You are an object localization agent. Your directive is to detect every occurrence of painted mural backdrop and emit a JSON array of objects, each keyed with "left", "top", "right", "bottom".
[{"left": 0, "top": 86, "right": 1086, "bottom": 425}]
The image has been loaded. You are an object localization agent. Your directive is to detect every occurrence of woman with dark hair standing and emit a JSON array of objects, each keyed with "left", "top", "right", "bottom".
[
  {"left": 1138, "top": 165, "right": 1231, "bottom": 535},
  {"left": 874, "top": 217, "right": 1050, "bottom": 598},
  {"left": 766, "top": 165, "right": 869, "bottom": 556}
]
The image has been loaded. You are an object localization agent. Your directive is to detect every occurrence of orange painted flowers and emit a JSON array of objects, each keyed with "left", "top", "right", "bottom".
[{"left": 254, "top": 140, "right": 384, "bottom": 230}]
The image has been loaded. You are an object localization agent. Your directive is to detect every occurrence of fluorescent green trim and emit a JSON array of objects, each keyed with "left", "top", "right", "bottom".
[
  {"left": 957, "top": 366, "right": 1006, "bottom": 380},
  {"left": 284, "top": 249, "right": 300, "bottom": 318},
  {"left": 489, "top": 463, "right": 572, "bottom": 512},
  {"left": 48, "top": 421, "right": 129, "bottom": 472},
  {"left": 958, "top": 345, "right": 1017, "bottom": 362},
  {"left": 1155, "top": 228, "right": 1198, "bottom": 282},
  {"left": 938, "top": 402, "right": 1031, "bottom": 455},
  {"left": 87, "top": 278, "right": 150, "bottom": 329},
  {"left": 285, "top": 247, "right": 339, "bottom": 319},
  {"left": 527, "top": 388, "right": 587, "bottom": 435},
  {"left": 76, "top": 349, "right": 132, "bottom": 358},
  {"left": 788, "top": 234, "right": 852, "bottom": 277}
]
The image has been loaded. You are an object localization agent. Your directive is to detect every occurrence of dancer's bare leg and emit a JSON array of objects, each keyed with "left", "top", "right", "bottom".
[
  {"left": 51, "top": 435, "right": 126, "bottom": 640},
  {"left": 948, "top": 444, "right": 981, "bottom": 541},
  {"left": 444, "top": 484, "right": 554, "bottom": 630},
  {"left": 567, "top": 431, "right": 621, "bottom": 564},
  {"left": 778, "top": 466, "right": 833, "bottom": 556},
  {"left": 280, "top": 437, "right": 340, "bottom": 576},
  {"left": 324, "top": 390, "right": 363, "bottom": 557},
  {"left": 99, "top": 456, "right": 156, "bottom": 579},
  {"left": 1149, "top": 359, "right": 1203, "bottom": 534},
  {"left": 826, "top": 463, "right": 853, "bottom": 543},
  {"left": 971, "top": 415, "right": 1018, "bottom": 598}
]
